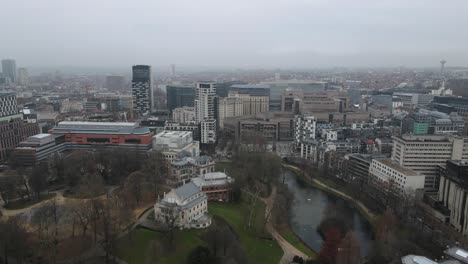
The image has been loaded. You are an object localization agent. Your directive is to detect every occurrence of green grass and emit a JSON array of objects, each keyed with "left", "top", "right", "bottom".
[
  {"left": 209, "top": 201, "right": 283, "bottom": 264},
  {"left": 116, "top": 228, "right": 205, "bottom": 264},
  {"left": 116, "top": 193, "right": 282, "bottom": 264},
  {"left": 215, "top": 161, "right": 234, "bottom": 174},
  {"left": 278, "top": 227, "right": 316, "bottom": 258}
]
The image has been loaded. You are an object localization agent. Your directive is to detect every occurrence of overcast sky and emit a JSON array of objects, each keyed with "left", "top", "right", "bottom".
[{"left": 3, "top": 0, "right": 468, "bottom": 70}]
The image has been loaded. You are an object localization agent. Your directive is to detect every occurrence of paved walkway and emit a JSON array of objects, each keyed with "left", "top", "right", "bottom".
[
  {"left": 0, "top": 186, "right": 119, "bottom": 218},
  {"left": 263, "top": 186, "right": 309, "bottom": 264}
]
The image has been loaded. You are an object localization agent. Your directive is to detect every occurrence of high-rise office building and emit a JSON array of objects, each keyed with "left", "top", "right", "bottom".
[
  {"left": 1, "top": 59, "right": 17, "bottom": 83},
  {"left": 166, "top": 85, "right": 195, "bottom": 113},
  {"left": 131, "top": 65, "right": 153, "bottom": 116},
  {"left": 195, "top": 82, "right": 217, "bottom": 144},
  {"left": 106, "top": 75, "right": 126, "bottom": 91},
  {"left": 17, "top": 68, "right": 29, "bottom": 86},
  {"left": 0, "top": 92, "right": 39, "bottom": 161},
  {"left": 391, "top": 134, "right": 468, "bottom": 189}
]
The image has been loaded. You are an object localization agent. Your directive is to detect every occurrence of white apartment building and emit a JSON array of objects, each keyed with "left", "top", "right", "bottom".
[
  {"left": 218, "top": 96, "right": 243, "bottom": 129},
  {"left": 391, "top": 135, "right": 468, "bottom": 189},
  {"left": 195, "top": 82, "right": 217, "bottom": 144},
  {"left": 321, "top": 129, "right": 338, "bottom": 141},
  {"left": 172, "top": 106, "right": 195, "bottom": 123},
  {"left": 294, "top": 114, "right": 316, "bottom": 146},
  {"left": 153, "top": 131, "right": 199, "bottom": 162},
  {"left": 201, "top": 120, "right": 217, "bottom": 144},
  {"left": 154, "top": 182, "right": 211, "bottom": 229},
  {"left": 369, "top": 159, "right": 425, "bottom": 193},
  {"left": 195, "top": 82, "right": 217, "bottom": 123}
]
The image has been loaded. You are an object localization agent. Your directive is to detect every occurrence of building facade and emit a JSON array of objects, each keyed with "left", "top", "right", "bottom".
[
  {"left": 12, "top": 134, "right": 69, "bottom": 166},
  {"left": 438, "top": 160, "right": 468, "bottom": 235},
  {"left": 200, "top": 120, "right": 217, "bottom": 144},
  {"left": 17, "top": 68, "right": 29, "bottom": 86},
  {"left": 218, "top": 95, "right": 243, "bottom": 129},
  {"left": 392, "top": 135, "right": 468, "bottom": 189},
  {"left": 166, "top": 85, "right": 195, "bottom": 113},
  {"left": 172, "top": 107, "right": 195, "bottom": 123},
  {"left": 0, "top": 92, "right": 40, "bottom": 161},
  {"left": 1, "top": 59, "right": 16, "bottom": 83},
  {"left": 294, "top": 114, "right": 316, "bottom": 146},
  {"left": 132, "top": 65, "right": 153, "bottom": 116},
  {"left": 369, "top": 159, "right": 425, "bottom": 194},
  {"left": 49, "top": 121, "right": 153, "bottom": 153},
  {"left": 192, "top": 172, "right": 234, "bottom": 202},
  {"left": 195, "top": 82, "right": 217, "bottom": 144},
  {"left": 153, "top": 131, "right": 199, "bottom": 162},
  {"left": 154, "top": 182, "right": 211, "bottom": 229},
  {"left": 224, "top": 112, "right": 295, "bottom": 142}
]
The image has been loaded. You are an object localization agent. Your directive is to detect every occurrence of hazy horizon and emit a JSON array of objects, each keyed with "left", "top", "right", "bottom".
[{"left": 3, "top": 0, "right": 468, "bottom": 69}]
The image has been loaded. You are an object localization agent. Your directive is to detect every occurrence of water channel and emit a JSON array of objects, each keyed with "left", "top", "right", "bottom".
[{"left": 285, "top": 170, "right": 374, "bottom": 256}]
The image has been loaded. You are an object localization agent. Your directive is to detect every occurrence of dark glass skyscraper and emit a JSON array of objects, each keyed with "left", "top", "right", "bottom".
[
  {"left": 131, "top": 65, "right": 153, "bottom": 116},
  {"left": 166, "top": 85, "right": 195, "bottom": 113}
]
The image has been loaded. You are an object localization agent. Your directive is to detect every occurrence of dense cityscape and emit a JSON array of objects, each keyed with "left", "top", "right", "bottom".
[{"left": 3, "top": 1, "right": 468, "bottom": 264}]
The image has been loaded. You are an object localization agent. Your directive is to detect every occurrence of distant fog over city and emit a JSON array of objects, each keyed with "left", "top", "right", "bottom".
[{"left": 3, "top": 0, "right": 468, "bottom": 69}]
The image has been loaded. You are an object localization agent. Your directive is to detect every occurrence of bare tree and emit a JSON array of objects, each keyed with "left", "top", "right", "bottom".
[
  {"left": 124, "top": 171, "right": 145, "bottom": 205},
  {"left": 163, "top": 205, "right": 179, "bottom": 247},
  {"left": 336, "top": 231, "right": 361, "bottom": 264},
  {"left": 0, "top": 216, "right": 31, "bottom": 264},
  {"left": 29, "top": 163, "right": 49, "bottom": 200},
  {"left": 32, "top": 200, "right": 60, "bottom": 264}
]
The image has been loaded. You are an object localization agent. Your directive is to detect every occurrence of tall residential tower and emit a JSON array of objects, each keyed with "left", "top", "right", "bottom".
[
  {"left": 195, "top": 82, "right": 217, "bottom": 144},
  {"left": 131, "top": 65, "right": 153, "bottom": 116}
]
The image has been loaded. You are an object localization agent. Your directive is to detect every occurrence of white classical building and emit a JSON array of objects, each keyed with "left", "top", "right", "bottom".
[
  {"left": 369, "top": 159, "right": 425, "bottom": 193},
  {"left": 154, "top": 182, "right": 211, "bottom": 229}
]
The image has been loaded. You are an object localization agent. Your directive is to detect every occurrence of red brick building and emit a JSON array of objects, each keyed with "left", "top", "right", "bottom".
[
  {"left": 48, "top": 121, "right": 153, "bottom": 153},
  {"left": 192, "top": 172, "right": 234, "bottom": 202}
]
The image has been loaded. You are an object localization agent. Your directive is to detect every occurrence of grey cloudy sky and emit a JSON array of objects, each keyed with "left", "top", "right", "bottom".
[{"left": 3, "top": 0, "right": 468, "bottom": 69}]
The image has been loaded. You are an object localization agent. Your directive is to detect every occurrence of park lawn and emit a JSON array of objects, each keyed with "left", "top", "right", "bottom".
[
  {"left": 115, "top": 228, "right": 205, "bottom": 264},
  {"left": 278, "top": 227, "right": 316, "bottom": 258},
  {"left": 209, "top": 201, "right": 283, "bottom": 264},
  {"left": 215, "top": 161, "right": 234, "bottom": 174}
]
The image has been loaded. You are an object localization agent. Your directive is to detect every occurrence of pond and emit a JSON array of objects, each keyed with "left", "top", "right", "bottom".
[{"left": 285, "top": 170, "right": 374, "bottom": 256}]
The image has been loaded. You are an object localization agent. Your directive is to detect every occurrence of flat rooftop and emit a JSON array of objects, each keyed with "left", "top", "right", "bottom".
[
  {"left": 394, "top": 134, "right": 452, "bottom": 142},
  {"left": 52, "top": 121, "right": 150, "bottom": 135},
  {"left": 32, "top": 133, "right": 51, "bottom": 139},
  {"left": 155, "top": 131, "right": 192, "bottom": 138},
  {"left": 377, "top": 159, "right": 420, "bottom": 176},
  {"left": 444, "top": 247, "right": 468, "bottom": 263},
  {"left": 59, "top": 121, "right": 137, "bottom": 127}
]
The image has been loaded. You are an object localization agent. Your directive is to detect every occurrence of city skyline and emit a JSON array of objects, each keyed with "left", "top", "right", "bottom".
[{"left": 2, "top": 0, "right": 468, "bottom": 69}]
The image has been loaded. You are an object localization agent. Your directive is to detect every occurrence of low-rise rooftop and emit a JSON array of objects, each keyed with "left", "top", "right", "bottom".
[{"left": 377, "top": 159, "right": 420, "bottom": 176}]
